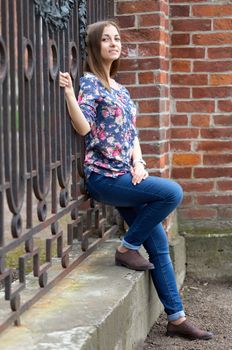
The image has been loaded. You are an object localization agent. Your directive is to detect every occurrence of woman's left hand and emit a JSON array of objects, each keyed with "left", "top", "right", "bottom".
[{"left": 130, "top": 163, "right": 149, "bottom": 185}]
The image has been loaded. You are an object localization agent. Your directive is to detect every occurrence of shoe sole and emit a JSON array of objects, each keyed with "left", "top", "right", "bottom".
[
  {"left": 166, "top": 331, "right": 195, "bottom": 341},
  {"left": 115, "top": 259, "right": 154, "bottom": 271},
  {"left": 166, "top": 331, "right": 212, "bottom": 341}
]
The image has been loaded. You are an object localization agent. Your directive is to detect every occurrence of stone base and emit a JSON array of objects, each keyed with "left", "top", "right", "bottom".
[{"left": 184, "top": 233, "right": 232, "bottom": 281}]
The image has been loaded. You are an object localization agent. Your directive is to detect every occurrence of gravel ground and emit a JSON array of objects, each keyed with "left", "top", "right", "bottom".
[{"left": 143, "top": 276, "right": 232, "bottom": 350}]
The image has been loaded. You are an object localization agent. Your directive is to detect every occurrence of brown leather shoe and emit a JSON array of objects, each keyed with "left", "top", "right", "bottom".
[
  {"left": 115, "top": 249, "right": 154, "bottom": 271},
  {"left": 166, "top": 319, "right": 213, "bottom": 340}
]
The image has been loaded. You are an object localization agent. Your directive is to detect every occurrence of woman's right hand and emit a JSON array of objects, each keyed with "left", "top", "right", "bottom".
[
  {"left": 59, "top": 72, "right": 91, "bottom": 135},
  {"left": 59, "top": 72, "right": 75, "bottom": 98}
]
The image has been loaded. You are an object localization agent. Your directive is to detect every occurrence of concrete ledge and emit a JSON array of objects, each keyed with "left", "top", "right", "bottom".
[{"left": 0, "top": 238, "right": 185, "bottom": 350}]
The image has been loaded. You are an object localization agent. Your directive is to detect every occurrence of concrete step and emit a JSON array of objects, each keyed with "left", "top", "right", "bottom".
[{"left": 0, "top": 237, "right": 185, "bottom": 350}]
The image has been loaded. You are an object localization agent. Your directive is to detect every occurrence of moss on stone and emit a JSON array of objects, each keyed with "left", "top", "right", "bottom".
[
  {"left": 180, "top": 225, "right": 232, "bottom": 236},
  {"left": 6, "top": 239, "right": 57, "bottom": 273}
]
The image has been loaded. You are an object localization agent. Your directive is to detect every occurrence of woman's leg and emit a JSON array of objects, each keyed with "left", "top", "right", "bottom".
[{"left": 117, "top": 206, "right": 185, "bottom": 321}]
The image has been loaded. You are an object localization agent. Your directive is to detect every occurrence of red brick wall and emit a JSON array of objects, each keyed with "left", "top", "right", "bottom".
[
  {"left": 115, "top": 0, "right": 232, "bottom": 234},
  {"left": 170, "top": 1, "right": 232, "bottom": 233}
]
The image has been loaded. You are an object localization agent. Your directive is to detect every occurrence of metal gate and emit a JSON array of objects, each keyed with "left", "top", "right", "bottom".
[{"left": 0, "top": 0, "right": 118, "bottom": 333}]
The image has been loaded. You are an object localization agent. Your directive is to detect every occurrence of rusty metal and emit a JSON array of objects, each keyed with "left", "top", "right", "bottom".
[{"left": 0, "top": 0, "right": 116, "bottom": 333}]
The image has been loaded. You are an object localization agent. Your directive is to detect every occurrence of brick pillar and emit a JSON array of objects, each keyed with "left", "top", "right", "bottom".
[
  {"left": 115, "top": 0, "right": 179, "bottom": 238},
  {"left": 170, "top": 1, "right": 232, "bottom": 233},
  {"left": 116, "top": 0, "right": 171, "bottom": 178}
]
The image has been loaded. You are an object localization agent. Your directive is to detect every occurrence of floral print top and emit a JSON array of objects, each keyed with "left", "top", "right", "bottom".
[{"left": 78, "top": 72, "right": 138, "bottom": 178}]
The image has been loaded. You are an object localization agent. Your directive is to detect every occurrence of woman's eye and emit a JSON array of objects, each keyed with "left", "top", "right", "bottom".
[{"left": 102, "top": 37, "right": 121, "bottom": 42}]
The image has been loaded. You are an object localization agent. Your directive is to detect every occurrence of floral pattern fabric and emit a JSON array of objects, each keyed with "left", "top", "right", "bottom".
[{"left": 78, "top": 72, "right": 138, "bottom": 178}]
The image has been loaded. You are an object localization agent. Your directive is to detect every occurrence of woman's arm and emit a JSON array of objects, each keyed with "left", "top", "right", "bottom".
[
  {"left": 131, "top": 137, "right": 148, "bottom": 185},
  {"left": 132, "top": 136, "right": 145, "bottom": 166},
  {"left": 59, "top": 72, "right": 91, "bottom": 136}
]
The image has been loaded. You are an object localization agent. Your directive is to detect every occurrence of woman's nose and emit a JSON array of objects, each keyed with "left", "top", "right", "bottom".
[{"left": 110, "top": 40, "right": 116, "bottom": 46}]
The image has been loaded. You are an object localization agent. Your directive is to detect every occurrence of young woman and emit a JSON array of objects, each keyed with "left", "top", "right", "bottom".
[{"left": 59, "top": 20, "right": 213, "bottom": 341}]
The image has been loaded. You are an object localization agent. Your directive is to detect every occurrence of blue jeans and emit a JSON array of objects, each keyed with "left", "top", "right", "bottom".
[{"left": 86, "top": 172, "right": 185, "bottom": 321}]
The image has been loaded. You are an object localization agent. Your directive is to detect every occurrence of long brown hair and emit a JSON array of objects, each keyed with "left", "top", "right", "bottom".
[{"left": 84, "top": 20, "right": 121, "bottom": 91}]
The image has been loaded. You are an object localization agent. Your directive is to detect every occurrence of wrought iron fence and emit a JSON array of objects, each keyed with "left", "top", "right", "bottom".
[{"left": 0, "top": 0, "right": 117, "bottom": 333}]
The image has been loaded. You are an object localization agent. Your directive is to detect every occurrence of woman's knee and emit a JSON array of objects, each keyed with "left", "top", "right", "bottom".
[
  {"left": 163, "top": 179, "right": 183, "bottom": 206},
  {"left": 172, "top": 181, "right": 183, "bottom": 205},
  {"left": 147, "top": 176, "right": 183, "bottom": 206}
]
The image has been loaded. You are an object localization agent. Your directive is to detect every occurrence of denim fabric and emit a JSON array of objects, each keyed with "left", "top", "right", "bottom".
[{"left": 86, "top": 172, "right": 185, "bottom": 320}]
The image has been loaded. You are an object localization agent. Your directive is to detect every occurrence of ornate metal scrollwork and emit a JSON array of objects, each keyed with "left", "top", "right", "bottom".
[
  {"left": 34, "top": 0, "right": 87, "bottom": 56},
  {"left": 78, "top": 0, "right": 87, "bottom": 59},
  {"left": 34, "top": 0, "right": 76, "bottom": 30}
]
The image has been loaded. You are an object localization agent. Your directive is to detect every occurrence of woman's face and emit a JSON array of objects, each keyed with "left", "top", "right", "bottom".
[{"left": 100, "top": 24, "right": 121, "bottom": 64}]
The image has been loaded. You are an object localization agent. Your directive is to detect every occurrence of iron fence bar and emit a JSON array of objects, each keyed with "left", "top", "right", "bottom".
[
  {"left": 9, "top": 1, "right": 17, "bottom": 200},
  {"left": 26, "top": 0, "right": 33, "bottom": 229},
  {"left": 34, "top": 5, "right": 44, "bottom": 201},
  {"left": 42, "top": 22, "right": 51, "bottom": 196},
  {"left": 2, "top": 0, "right": 11, "bottom": 219},
  {"left": 0, "top": 0, "right": 5, "bottom": 248}
]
